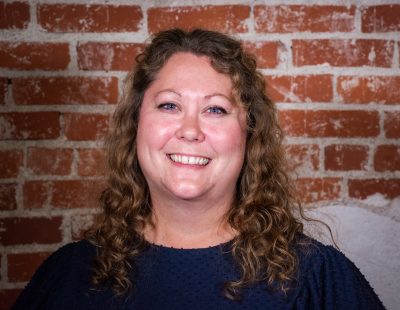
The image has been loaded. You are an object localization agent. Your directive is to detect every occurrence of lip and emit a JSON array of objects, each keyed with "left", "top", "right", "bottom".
[{"left": 167, "top": 153, "right": 211, "bottom": 166}]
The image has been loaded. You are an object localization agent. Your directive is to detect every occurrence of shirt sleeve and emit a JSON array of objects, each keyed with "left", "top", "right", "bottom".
[
  {"left": 295, "top": 242, "right": 386, "bottom": 310},
  {"left": 11, "top": 242, "right": 79, "bottom": 310}
]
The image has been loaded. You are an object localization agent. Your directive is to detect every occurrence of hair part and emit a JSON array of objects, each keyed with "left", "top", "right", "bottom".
[{"left": 87, "top": 28, "right": 309, "bottom": 299}]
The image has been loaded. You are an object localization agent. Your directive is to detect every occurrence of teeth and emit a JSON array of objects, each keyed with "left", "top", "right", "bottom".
[{"left": 169, "top": 154, "right": 210, "bottom": 165}]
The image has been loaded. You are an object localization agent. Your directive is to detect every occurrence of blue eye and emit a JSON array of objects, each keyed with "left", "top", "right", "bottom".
[
  {"left": 158, "top": 103, "right": 177, "bottom": 111},
  {"left": 207, "top": 106, "right": 227, "bottom": 114}
]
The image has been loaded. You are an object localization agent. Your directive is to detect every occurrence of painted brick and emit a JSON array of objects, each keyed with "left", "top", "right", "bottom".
[
  {"left": 362, "top": 5, "right": 400, "bottom": 32},
  {"left": 13, "top": 77, "right": 118, "bottom": 105},
  {"left": 0, "top": 1, "right": 30, "bottom": 29},
  {"left": 0, "top": 289, "right": 22, "bottom": 310},
  {"left": 0, "top": 149, "right": 23, "bottom": 178},
  {"left": 148, "top": 5, "right": 250, "bottom": 34},
  {"left": 254, "top": 5, "right": 355, "bottom": 33},
  {"left": 8, "top": 252, "right": 50, "bottom": 282},
  {"left": 51, "top": 180, "right": 105, "bottom": 209},
  {"left": 293, "top": 39, "right": 394, "bottom": 67},
  {"left": 0, "top": 112, "right": 60, "bottom": 140},
  {"left": 27, "top": 147, "right": 73, "bottom": 175},
  {"left": 0, "top": 42, "right": 69, "bottom": 70},
  {"left": 64, "top": 113, "right": 109, "bottom": 141},
  {"left": 349, "top": 179, "right": 400, "bottom": 199},
  {"left": 0, "top": 183, "right": 17, "bottom": 210},
  {"left": 77, "top": 42, "right": 144, "bottom": 71},
  {"left": 37, "top": 4, "right": 142, "bottom": 32},
  {"left": 285, "top": 144, "right": 319, "bottom": 172},
  {"left": 266, "top": 75, "right": 333, "bottom": 103},
  {"left": 243, "top": 41, "right": 281, "bottom": 69},
  {"left": 23, "top": 181, "right": 51, "bottom": 209},
  {"left": 71, "top": 214, "right": 95, "bottom": 240},
  {"left": 325, "top": 145, "right": 369, "bottom": 171},
  {"left": 279, "top": 110, "right": 379, "bottom": 138},
  {"left": 337, "top": 76, "right": 400, "bottom": 104},
  {"left": 77, "top": 148, "right": 106, "bottom": 176},
  {"left": 374, "top": 145, "right": 400, "bottom": 171},
  {"left": 296, "top": 178, "right": 341, "bottom": 203},
  {"left": 0, "top": 217, "right": 62, "bottom": 245},
  {"left": 384, "top": 112, "right": 400, "bottom": 138},
  {"left": 0, "top": 78, "right": 7, "bottom": 104}
]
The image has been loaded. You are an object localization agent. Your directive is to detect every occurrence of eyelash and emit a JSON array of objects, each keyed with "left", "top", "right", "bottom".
[
  {"left": 158, "top": 103, "right": 177, "bottom": 111},
  {"left": 157, "top": 103, "right": 227, "bottom": 115},
  {"left": 206, "top": 106, "right": 227, "bottom": 115}
]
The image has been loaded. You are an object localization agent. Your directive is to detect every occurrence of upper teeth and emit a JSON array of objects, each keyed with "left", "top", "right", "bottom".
[{"left": 169, "top": 154, "right": 210, "bottom": 165}]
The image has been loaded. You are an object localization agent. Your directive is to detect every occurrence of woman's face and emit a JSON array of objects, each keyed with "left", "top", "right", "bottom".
[{"left": 136, "top": 52, "right": 247, "bottom": 206}]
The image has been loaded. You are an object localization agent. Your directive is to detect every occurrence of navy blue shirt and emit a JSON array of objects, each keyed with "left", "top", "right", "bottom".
[{"left": 13, "top": 236, "right": 385, "bottom": 309}]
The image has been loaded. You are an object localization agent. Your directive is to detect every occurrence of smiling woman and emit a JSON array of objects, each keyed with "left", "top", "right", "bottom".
[{"left": 12, "top": 29, "right": 384, "bottom": 309}]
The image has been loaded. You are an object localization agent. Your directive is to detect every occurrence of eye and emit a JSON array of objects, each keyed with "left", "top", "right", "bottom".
[
  {"left": 158, "top": 102, "right": 178, "bottom": 111},
  {"left": 206, "top": 106, "right": 227, "bottom": 115}
]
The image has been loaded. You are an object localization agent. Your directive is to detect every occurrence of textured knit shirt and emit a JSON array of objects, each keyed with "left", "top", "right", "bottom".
[{"left": 13, "top": 236, "right": 385, "bottom": 309}]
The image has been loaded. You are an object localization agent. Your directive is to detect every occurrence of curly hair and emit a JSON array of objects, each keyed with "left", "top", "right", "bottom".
[{"left": 87, "top": 28, "right": 307, "bottom": 299}]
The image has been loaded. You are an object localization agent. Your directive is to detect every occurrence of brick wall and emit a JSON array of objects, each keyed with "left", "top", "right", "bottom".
[{"left": 0, "top": 1, "right": 399, "bottom": 308}]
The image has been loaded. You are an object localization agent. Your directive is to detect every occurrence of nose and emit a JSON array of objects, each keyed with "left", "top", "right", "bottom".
[{"left": 176, "top": 113, "right": 205, "bottom": 142}]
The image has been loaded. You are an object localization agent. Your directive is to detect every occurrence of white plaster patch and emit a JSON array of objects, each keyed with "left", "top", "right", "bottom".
[{"left": 308, "top": 204, "right": 400, "bottom": 310}]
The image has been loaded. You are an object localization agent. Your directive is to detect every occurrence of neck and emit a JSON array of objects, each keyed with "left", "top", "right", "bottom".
[{"left": 143, "top": 195, "right": 235, "bottom": 249}]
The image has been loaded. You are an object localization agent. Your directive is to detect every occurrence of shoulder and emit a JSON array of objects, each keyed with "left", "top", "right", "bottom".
[
  {"left": 12, "top": 240, "right": 98, "bottom": 309},
  {"left": 292, "top": 234, "right": 385, "bottom": 309}
]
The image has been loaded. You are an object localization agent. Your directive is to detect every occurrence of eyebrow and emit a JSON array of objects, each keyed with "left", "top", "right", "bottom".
[{"left": 155, "top": 89, "right": 232, "bottom": 102}]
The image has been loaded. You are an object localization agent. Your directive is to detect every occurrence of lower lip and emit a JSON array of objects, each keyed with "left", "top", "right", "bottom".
[{"left": 167, "top": 155, "right": 210, "bottom": 169}]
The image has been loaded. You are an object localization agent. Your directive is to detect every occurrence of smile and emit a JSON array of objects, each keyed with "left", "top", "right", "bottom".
[{"left": 168, "top": 154, "right": 210, "bottom": 166}]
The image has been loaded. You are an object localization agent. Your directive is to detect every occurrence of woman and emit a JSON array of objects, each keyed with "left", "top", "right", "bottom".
[{"left": 13, "top": 29, "right": 384, "bottom": 309}]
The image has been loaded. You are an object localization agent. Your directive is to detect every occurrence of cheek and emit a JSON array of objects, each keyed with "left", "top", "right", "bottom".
[
  {"left": 137, "top": 115, "right": 177, "bottom": 150},
  {"left": 207, "top": 122, "right": 246, "bottom": 154}
]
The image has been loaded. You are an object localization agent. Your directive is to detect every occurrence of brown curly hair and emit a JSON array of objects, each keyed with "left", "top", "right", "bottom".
[{"left": 87, "top": 28, "right": 308, "bottom": 299}]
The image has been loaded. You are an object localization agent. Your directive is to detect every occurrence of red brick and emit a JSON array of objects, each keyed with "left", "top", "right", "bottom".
[
  {"left": 77, "top": 42, "right": 143, "bottom": 71},
  {"left": 0, "top": 78, "right": 7, "bottom": 104},
  {"left": 305, "top": 110, "right": 379, "bottom": 137},
  {"left": 27, "top": 147, "right": 73, "bottom": 175},
  {"left": 37, "top": 4, "right": 142, "bottom": 32},
  {"left": 8, "top": 252, "right": 50, "bottom": 282},
  {"left": 0, "top": 217, "right": 62, "bottom": 245},
  {"left": 0, "top": 183, "right": 17, "bottom": 210},
  {"left": 0, "top": 149, "right": 23, "bottom": 178},
  {"left": 0, "top": 289, "right": 22, "bottom": 310},
  {"left": 337, "top": 76, "right": 400, "bottom": 104},
  {"left": 325, "top": 145, "right": 369, "bottom": 171},
  {"left": 266, "top": 75, "right": 333, "bottom": 102},
  {"left": 23, "top": 181, "right": 51, "bottom": 209},
  {"left": 51, "top": 180, "right": 104, "bottom": 209},
  {"left": 0, "top": 112, "right": 60, "bottom": 140},
  {"left": 384, "top": 112, "right": 400, "bottom": 138},
  {"left": 279, "top": 110, "right": 379, "bottom": 138},
  {"left": 71, "top": 214, "right": 95, "bottom": 240},
  {"left": 285, "top": 144, "right": 319, "bottom": 172},
  {"left": 254, "top": 5, "right": 355, "bottom": 33},
  {"left": 278, "top": 110, "right": 306, "bottom": 137},
  {"left": 293, "top": 39, "right": 393, "bottom": 67},
  {"left": 0, "top": 1, "right": 30, "bottom": 29},
  {"left": 148, "top": 5, "right": 250, "bottom": 34},
  {"left": 349, "top": 179, "right": 400, "bottom": 199},
  {"left": 296, "top": 178, "right": 341, "bottom": 203},
  {"left": 64, "top": 113, "right": 109, "bottom": 141},
  {"left": 0, "top": 42, "right": 69, "bottom": 70},
  {"left": 242, "top": 41, "right": 281, "bottom": 69},
  {"left": 374, "top": 145, "right": 400, "bottom": 171},
  {"left": 13, "top": 77, "right": 118, "bottom": 105},
  {"left": 77, "top": 148, "right": 106, "bottom": 176},
  {"left": 362, "top": 5, "right": 400, "bottom": 32}
]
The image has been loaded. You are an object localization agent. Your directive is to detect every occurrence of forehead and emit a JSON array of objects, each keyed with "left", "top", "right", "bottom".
[{"left": 148, "top": 52, "right": 233, "bottom": 96}]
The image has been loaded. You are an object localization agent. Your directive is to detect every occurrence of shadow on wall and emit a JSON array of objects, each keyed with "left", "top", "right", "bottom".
[{"left": 308, "top": 197, "right": 400, "bottom": 310}]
